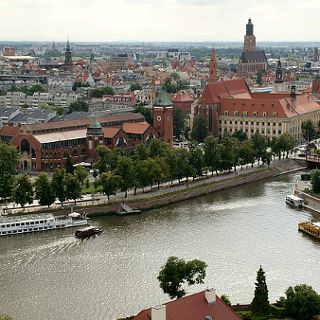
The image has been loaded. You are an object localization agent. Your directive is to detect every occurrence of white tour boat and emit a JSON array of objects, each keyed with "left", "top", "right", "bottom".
[
  {"left": 285, "top": 195, "right": 304, "bottom": 208},
  {"left": 0, "top": 212, "right": 88, "bottom": 237}
]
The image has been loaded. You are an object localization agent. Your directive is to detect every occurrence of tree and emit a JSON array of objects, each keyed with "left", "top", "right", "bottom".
[
  {"left": 12, "top": 174, "right": 33, "bottom": 209},
  {"left": 239, "top": 140, "right": 256, "bottom": 168},
  {"left": 188, "top": 143, "right": 204, "bottom": 180},
  {"left": 90, "top": 86, "right": 115, "bottom": 98},
  {"left": 114, "top": 156, "right": 136, "bottom": 197},
  {"left": 157, "top": 256, "right": 207, "bottom": 299},
  {"left": 64, "top": 154, "right": 74, "bottom": 174},
  {"left": 281, "top": 284, "right": 320, "bottom": 320},
  {"left": 149, "top": 139, "right": 169, "bottom": 158},
  {"left": 233, "top": 130, "right": 247, "bottom": 141},
  {"left": 301, "top": 120, "right": 316, "bottom": 142},
  {"left": 173, "top": 108, "right": 186, "bottom": 139},
  {"left": 135, "top": 143, "right": 150, "bottom": 161},
  {"left": 52, "top": 169, "right": 66, "bottom": 205},
  {"left": 311, "top": 169, "right": 320, "bottom": 194},
  {"left": 251, "top": 266, "right": 270, "bottom": 315},
  {"left": 134, "top": 105, "right": 153, "bottom": 124},
  {"left": 0, "top": 316, "right": 14, "bottom": 320},
  {"left": 68, "top": 99, "right": 89, "bottom": 113},
  {"left": 278, "top": 134, "right": 295, "bottom": 158},
  {"left": 220, "top": 294, "right": 232, "bottom": 307},
  {"left": 98, "top": 172, "right": 122, "bottom": 202},
  {"left": 204, "top": 136, "right": 221, "bottom": 175},
  {"left": 72, "top": 81, "right": 90, "bottom": 91},
  {"left": 94, "top": 145, "right": 113, "bottom": 173},
  {"left": 149, "top": 157, "right": 169, "bottom": 190},
  {"left": 162, "top": 73, "right": 189, "bottom": 93},
  {"left": 65, "top": 173, "right": 82, "bottom": 204},
  {"left": 252, "top": 133, "right": 267, "bottom": 164},
  {"left": 129, "top": 82, "right": 142, "bottom": 92},
  {"left": 74, "top": 166, "right": 88, "bottom": 187},
  {"left": 191, "top": 114, "right": 208, "bottom": 142},
  {"left": 34, "top": 173, "right": 55, "bottom": 207},
  {"left": 0, "top": 142, "right": 19, "bottom": 201}
]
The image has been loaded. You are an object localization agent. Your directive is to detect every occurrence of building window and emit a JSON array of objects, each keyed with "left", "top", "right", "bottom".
[
  {"left": 251, "top": 121, "right": 254, "bottom": 125},
  {"left": 234, "top": 111, "right": 238, "bottom": 115},
  {"left": 243, "top": 111, "right": 248, "bottom": 116},
  {"left": 253, "top": 112, "right": 257, "bottom": 116},
  {"left": 279, "top": 123, "right": 282, "bottom": 126},
  {"left": 230, "top": 121, "right": 232, "bottom": 124},
  {"left": 224, "top": 111, "right": 228, "bottom": 115},
  {"left": 263, "top": 112, "right": 267, "bottom": 117}
]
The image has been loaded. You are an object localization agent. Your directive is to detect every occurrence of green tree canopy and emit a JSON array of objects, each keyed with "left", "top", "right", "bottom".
[
  {"left": 251, "top": 266, "right": 270, "bottom": 315},
  {"left": 311, "top": 169, "right": 320, "bottom": 194},
  {"left": 74, "top": 166, "right": 88, "bottom": 187},
  {"left": 34, "top": 173, "right": 55, "bottom": 207},
  {"left": 191, "top": 114, "right": 208, "bottom": 142},
  {"left": 72, "top": 81, "right": 90, "bottom": 91},
  {"left": 0, "top": 142, "right": 19, "bottom": 201},
  {"left": 12, "top": 174, "right": 33, "bottom": 209},
  {"left": 281, "top": 284, "right": 320, "bottom": 320},
  {"left": 52, "top": 169, "right": 66, "bottom": 205},
  {"left": 68, "top": 99, "right": 89, "bottom": 114},
  {"left": 134, "top": 105, "right": 153, "bottom": 125},
  {"left": 157, "top": 256, "right": 207, "bottom": 299},
  {"left": 233, "top": 130, "right": 247, "bottom": 141},
  {"left": 301, "top": 120, "right": 316, "bottom": 142},
  {"left": 114, "top": 156, "right": 136, "bottom": 197},
  {"left": 162, "top": 73, "right": 189, "bottom": 93},
  {"left": 90, "top": 86, "right": 115, "bottom": 98},
  {"left": 204, "top": 136, "right": 221, "bottom": 175},
  {"left": 65, "top": 173, "right": 82, "bottom": 204},
  {"left": 98, "top": 172, "right": 122, "bottom": 202},
  {"left": 129, "top": 82, "right": 142, "bottom": 92},
  {"left": 173, "top": 108, "right": 186, "bottom": 139}
]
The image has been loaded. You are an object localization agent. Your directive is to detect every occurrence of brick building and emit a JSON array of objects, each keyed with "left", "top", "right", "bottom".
[{"left": 238, "top": 19, "right": 267, "bottom": 74}]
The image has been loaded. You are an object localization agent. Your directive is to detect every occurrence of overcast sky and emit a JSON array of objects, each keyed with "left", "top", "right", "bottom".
[{"left": 0, "top": 0, "right": 319, "bottom": 42}]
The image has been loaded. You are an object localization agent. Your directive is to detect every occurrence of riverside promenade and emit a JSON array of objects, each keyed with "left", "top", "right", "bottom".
[{"left": 1, "top": 158, "right": 307, "bottom": 217}]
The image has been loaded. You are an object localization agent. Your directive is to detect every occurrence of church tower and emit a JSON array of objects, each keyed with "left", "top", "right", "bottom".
[
  {"left": 86, "top": 118, "right": 104, "bottom": 159},
  {"left": 152, "top": 90, "right": 173, "bottom": 145},
  {"left": 64, "top": 39, "right": 73, "bottom": 70},
  {"left": 208, "top": 48, "right": 218, "bottom": 83},
  {"left": 243, "top": 19, "right": 256, "bottom": 52},
  {"left": 275, "top": 58, "right": 283, "bottom": 83}
]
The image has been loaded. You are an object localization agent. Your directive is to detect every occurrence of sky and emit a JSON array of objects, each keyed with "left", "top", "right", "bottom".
[{"left": 0, "top": 0, "right": 319, "bottom": 42}]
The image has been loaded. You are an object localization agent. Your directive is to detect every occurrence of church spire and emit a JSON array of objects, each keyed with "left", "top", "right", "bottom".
[
  {"left": 208, "top": 47, "right": 218, "bottom": 83},
  {"left": 64, "top": 38, "right": 73, "bottom": 69},
  {"left": 275, "top": 57, "right": 283, "bottom": 84}
]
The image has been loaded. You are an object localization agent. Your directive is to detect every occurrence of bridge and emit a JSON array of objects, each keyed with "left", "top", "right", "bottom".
[{"left": 306, "top": 154, "right": 320, "bottom": 167}]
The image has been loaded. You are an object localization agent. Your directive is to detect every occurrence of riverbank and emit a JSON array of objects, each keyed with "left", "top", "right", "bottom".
[{"left": 3, "top": 158, "right": 305, "bottom": 218}]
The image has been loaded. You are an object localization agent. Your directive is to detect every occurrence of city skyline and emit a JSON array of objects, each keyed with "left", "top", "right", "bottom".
[{"left": 0, "top": 0, "right": 319, "bottom": 42}]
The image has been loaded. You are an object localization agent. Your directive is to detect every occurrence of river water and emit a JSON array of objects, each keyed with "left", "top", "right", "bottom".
[{"left": 0, "top": 173, "right": 319, "bottom": 320}]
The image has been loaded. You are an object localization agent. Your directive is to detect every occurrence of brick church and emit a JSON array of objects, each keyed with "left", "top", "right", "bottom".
[{"left": 238, "top": 19, "right": 268, "bottom": 74}]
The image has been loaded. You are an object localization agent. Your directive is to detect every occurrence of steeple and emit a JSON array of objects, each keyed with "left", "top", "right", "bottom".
[
  {"left": 208, "top": 47, "right": 217, "bottom": 83},
  {"left": 243, "top": 18, "right": 256, "bottom": 52},
  {"left": 275, "top": 57, "right": 283, "bottom": 83},
  {"left": 64, "top": 39, "right": 73, "bottom": 68},
  {"left": 246, "top": 18, "right": 254, "bottom": 36}
]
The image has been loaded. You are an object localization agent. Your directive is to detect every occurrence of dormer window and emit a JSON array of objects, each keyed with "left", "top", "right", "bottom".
[{"left": 243, "top": 111, "right": 248, "bottom": 116}]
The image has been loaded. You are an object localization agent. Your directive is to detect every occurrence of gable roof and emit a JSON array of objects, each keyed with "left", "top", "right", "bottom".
[
  {"left": 240, "top": 51, "right": 267, "bottom": 63},
  {"left": 122, "top": 121, "right": 150, "bottom": 134},
  {"left": 134, "top": 291, "right": 241, "bottom": 320}
]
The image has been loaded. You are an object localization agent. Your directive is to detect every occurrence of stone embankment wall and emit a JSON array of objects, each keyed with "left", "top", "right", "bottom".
[{"left": 294, "top": 190, "right": 320, "bottom": 214}]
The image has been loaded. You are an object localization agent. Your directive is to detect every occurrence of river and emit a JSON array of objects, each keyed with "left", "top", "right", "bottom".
[{"left": 0, "top": 172, "right": 319, "bottom": 320}]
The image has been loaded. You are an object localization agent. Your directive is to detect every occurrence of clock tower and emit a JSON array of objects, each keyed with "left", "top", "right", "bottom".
[
  {"left": 152, "top": 90, "right": 173, "bottom": 145},
  {"left": 243, "top": 19, "right": 256, "bottom": 52}
]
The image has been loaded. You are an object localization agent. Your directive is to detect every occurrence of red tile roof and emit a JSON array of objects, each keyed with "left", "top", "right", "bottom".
[
  {"left": 134, "top": 291, "right": 241, "bottom": 320},
  {"left": 170, "top": 90, "right": 194, "bottom": 103},
  {"left": 0, "top": 125, "right": 20, "bottom": 137},
  {"left": 101, "top": 127, "right": 121, "bottom": 138},
  {"left": 122, "top": 121, "right": 150, "bottom": 134}
]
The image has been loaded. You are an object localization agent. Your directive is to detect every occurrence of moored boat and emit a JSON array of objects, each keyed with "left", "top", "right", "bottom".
[
  {"left": 285, "top": 195, "right": 303, "bottom": 208},
  {"left": 298, "top": 221, "right": 320, "bottom": 240},
  {"left": 75, "top": 226, "right": 103, "bottom": 238},
  {"left": 117, "top": 203, "right": 142, "bottom": 216},
  {"left": 0, "top": 212, "right": 88, "bottom": 237}
]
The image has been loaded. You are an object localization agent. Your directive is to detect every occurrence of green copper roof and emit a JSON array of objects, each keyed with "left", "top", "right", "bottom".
[
  {"left": 155, "top": 90, "right": 172, "bottom": 106},
  {"left": 88, "top": 118, "right": 102, "bottom": 129}
]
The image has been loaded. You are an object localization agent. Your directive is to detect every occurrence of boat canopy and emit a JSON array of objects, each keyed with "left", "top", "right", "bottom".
[
  {"left": 286, "top": 195, "right": 303, "bottom": 201},
  {"left": 68, "top": 212, "right": 81, "bottom": 218}
]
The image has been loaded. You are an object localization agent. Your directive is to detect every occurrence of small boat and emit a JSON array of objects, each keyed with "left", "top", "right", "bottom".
[
  {"left": 285, "top": 195, "right": 303, "bottom": 208},
  {"left": 117, "top": 203, "right": 142, "bottom": 216},
  {"left": 75, "top": 226, "right": 103, "bottom": 238},
  {"left": 0, "top": 212, "right": 88, "bottom": 237},
  {"left": 298, "top": 221, "right": 320, "bottom": 241}
]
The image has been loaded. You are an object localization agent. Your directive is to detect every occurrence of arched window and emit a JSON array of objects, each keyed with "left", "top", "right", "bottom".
[{"left": 21, "top": 139, "right": 30, "bottom": 154}]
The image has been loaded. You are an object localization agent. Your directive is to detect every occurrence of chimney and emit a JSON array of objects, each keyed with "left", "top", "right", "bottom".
[
  {"left": 205, "top": 288, "right": 216, "bottom": 304},
  {"left": 151, "top": 305, "right": 166, "bottom": 320}
]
